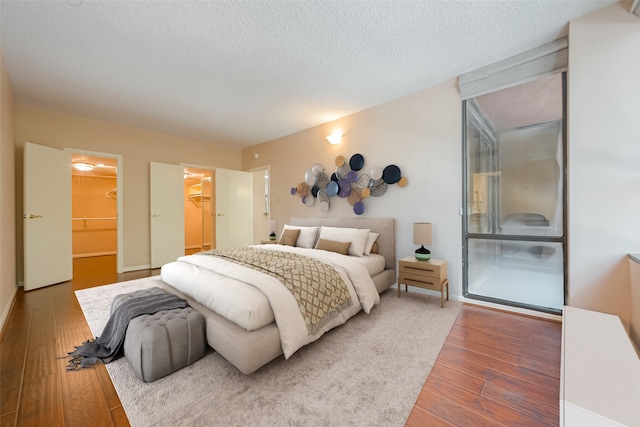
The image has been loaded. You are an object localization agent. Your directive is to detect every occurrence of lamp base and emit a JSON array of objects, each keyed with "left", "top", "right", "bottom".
[{"left": 415, "top": 245, "right": 431, "bottom": 261}]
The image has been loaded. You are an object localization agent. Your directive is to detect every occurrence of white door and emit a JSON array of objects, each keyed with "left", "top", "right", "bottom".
[
  {"left": 215, "top": 168, "right": 253, "bottom": 248},
  {"left": 23, "top": 142, "right": 72, "bottom": 290},
  {"left": 150, "top": 162, "right": 185, "bottom": 268}
]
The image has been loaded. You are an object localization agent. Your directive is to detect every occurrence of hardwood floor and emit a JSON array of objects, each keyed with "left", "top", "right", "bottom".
[
  {"left": 1, "top": 256, "right": 562, "bottom": 426},
  {"left": 1, "top": 256, "right": 157, "bottom": 427},
  {"left": 406, "top": 304, "right": 562, "bottom": 427}
]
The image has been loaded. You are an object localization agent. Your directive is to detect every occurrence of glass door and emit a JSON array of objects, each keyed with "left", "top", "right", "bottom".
[{"left": 463, "top": 73, "right": 566, "bottom": 314}]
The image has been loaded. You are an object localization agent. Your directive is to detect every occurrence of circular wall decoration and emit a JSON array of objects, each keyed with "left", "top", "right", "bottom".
[
  {"left": 304, "top": 169, "right": 315, "bottom": 185},
  {"left": 369, "top": 179, "right": 388, "bottom": 197},
  {"left": 370, "top": 167, "right": 383, "bottom": 180},
  {"left": 291, "top": 155, "right": 407, "bottom": 213},
  {"left": 337, "top": 179, "right": 351, "bottom": 198},
  {"left": 325, "top": 180, "right": 339, "bottom": 197},
  {"left": 349, "top": 154, "right": 365, "bottom": 171},
  {"left": 382, "top": 165, "right": 401, "bottom": 184},
  {"left": 296, "top": 182, "right": 310, "bottom": 197}
]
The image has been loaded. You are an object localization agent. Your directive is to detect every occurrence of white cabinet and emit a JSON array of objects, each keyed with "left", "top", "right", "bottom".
[{"left": 561, "top": 306, "right": 640, "bottom": 426}]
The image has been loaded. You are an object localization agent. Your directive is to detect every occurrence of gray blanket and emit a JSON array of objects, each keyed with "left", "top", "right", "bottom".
[{"left": 68, "top": 289, "right": 188, "bottom": 369}]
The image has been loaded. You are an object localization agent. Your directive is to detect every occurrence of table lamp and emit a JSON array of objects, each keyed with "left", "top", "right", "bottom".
[
  {"left": 269, "top": 219, "right": 277, "bottom": 241},
  {"left": 413, "top": 222, "right": 432, "bottom": 261}
]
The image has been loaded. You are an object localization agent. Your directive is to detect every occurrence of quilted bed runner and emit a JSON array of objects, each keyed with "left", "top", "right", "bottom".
[{"left": 199, "top": 247, "right": 353, "bottom": 335}]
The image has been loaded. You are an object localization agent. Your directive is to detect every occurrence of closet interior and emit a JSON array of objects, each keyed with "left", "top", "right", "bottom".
[
  {"left": 71, "top": 154, "right": 117, "bottom": 258},
  {"left": 184, "top": 167, "right": 214, "bottom": 255}
]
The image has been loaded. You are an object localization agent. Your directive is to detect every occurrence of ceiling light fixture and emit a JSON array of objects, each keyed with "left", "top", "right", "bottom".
[
  {"left": 326, "top": 132, "right": 342, "bottom": 145},
  {"left": 72, "top": 162, "right": 94, "bottom": 172}
]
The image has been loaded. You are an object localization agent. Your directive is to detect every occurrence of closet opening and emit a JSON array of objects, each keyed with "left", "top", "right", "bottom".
[
  {"left": 71, "top": 153, "right": 119, "bottom": 280},
  {"left": 184, "top": 167, "right": 213, "bottom": 255}
]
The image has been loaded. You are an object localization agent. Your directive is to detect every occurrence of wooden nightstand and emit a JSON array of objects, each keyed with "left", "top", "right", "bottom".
[
  {"left": 260, "top": 240, "right": 277, "bottom": 244},
  {"left": 397, "top": 257, "right": 449, "bottom": 307}
]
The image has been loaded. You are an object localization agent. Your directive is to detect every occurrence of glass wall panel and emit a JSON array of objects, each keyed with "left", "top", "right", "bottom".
[
  {"left": 463, "top": 72, "right": 566, "bottom": 314},
  {"left": 467, "top": 238, "right": 564, "bottom": 311}
]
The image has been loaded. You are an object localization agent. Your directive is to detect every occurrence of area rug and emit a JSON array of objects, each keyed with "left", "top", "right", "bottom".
[{"left": 75, "top": 276, "right": 461, "bottom": 427}]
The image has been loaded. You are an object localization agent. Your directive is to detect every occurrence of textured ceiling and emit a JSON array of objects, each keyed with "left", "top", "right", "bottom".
[{"left": 0, "top": 1, "right": 620, "bottom": 147}]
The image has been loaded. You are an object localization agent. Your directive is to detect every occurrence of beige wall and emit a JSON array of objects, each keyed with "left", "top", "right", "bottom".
[
  {"left": 1, "top": 51, "right": 17, "bottom": 333},
  {"left": 15, "top": 105, "right": 242, "bottom": 277},
  {"left": 242, "top": 78, "right": 464, "bottom": 296},
  {"left": 568, "top": 4, "right": 640, "bottom": 328}
]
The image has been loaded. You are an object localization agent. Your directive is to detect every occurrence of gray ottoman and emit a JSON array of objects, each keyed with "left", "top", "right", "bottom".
[{"left": 111, "top": 287, "right": 207, "bottom": 382}]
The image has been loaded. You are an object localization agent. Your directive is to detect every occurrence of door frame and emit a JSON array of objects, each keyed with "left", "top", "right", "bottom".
[{"left": 65, "top": 149, "right": 123, "bottom": 273}]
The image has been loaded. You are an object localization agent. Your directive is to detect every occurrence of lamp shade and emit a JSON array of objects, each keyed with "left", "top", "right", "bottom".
[{"left": 413, "top": 223, "right": 432, "bottom": 246}]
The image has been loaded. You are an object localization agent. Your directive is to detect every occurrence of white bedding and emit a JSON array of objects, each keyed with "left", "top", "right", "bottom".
[{"left": 160, "top": 245, "right": 380, "bottom": 359}]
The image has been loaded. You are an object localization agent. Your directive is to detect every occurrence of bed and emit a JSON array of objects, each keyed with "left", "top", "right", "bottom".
[{"left": 158, "top": 217, "right": 396, "bottom": 374}]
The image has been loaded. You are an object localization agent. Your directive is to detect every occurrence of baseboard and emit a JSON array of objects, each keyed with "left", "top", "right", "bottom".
[
  {"left": 122, "top": 264, "right": 152, "bottom": 273},
  {"left": 462, "top": 297, "right": 562, "bottom": 321},
  {"left": 0, "top": 285, "right": 19, "bottom": 342}
]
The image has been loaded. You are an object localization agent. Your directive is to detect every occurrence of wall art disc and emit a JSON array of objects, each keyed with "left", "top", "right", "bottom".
[
  {"left": 296, "top": 182, "right": 311, "bottom": 197},
  {"left": 336, "top": 164, "right": 351, "bottom": 179},
  {"left": 311, "top": 163, "right": 324, "bottom": 176},
  {"left": 317, "top": 189, "right": 330, "bottom": 203},
  {"left": 370, "top": 167, "right": 383, "bottom": 180},
  {"left": 382, "top": 165, "right": 401, "bottom": 184},
  {"left": 353, "top": 201, "right": 365, "bottom": 215},
  {"left": 337, "top": 179, "right": 351, "bottom": 198},
  {"left": 315, "top": 172, "right": 330, "bottom": 188},
  {"left": 349, "top": 154, "right": 365, "bottom": 171},
  {"left": 369, "top": 179, "right": 388, "bottom": 197},
  {"left": 331, "top": 172, "right": 339, "bottom": 183},
  {"left": 346, "top": 170, "right": 358, "bottom": 183},
  {"left": 304, "top": 169, "right": 315, "bottom": 185},
  {"left": 347, "top": 188, "right": 362, "bottom": 206},
  {"left": 311, "top": 185, "right": 320, "bottom": 197},
  {"left": 290, "top": 187, "right": 297, "bottom": 195},
  {"left": 356, "top": 173, "right": 370, "bottom": 189},
  {"left": 325, "top": 180, "right": 339, "bottom": 197},
  {"left": 319, "top": 201, "right": 330, "bottom": 212},
  {"left": 304, "top": 196, "right": 315, "bottom": 207},
  {"left": 361, "top": 187, "right": 371, "bottom": 198},
  {"left": 397, "top": 176, "right": 408, "bottom": 187},
  {"left": 334, "top": 155, "right": 345, "bottom": 167}
]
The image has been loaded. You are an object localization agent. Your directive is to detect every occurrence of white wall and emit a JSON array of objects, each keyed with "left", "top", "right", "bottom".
[
  {"left": 242, "top": 78, "right": 464, "bottom": 297},
  {"left": 568, "top": 4, "right": 640, "bottom": 329}
]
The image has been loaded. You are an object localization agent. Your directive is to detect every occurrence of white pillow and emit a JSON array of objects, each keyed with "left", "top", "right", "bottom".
[
  {"left": 281, "top": 225, "right": 319, "bottom": 248},
  {"left": 316, "top": 226, "right": 371, "bottom": 257},
  {"left": 364, "top": 232, "right": 380, "bottom": 256}
]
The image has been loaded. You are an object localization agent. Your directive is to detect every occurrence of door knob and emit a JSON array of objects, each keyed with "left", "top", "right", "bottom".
[
  {"left": 27, "top": 214, "right": 43, "bottom": 219},
  {"left": 216, "top": 213, "right": 224, "bottom": 217},
  {"left": 151, "top": 214, "right": 161, "bottom": 217}
]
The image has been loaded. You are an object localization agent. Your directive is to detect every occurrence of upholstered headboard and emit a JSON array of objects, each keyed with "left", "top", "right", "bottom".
[{"left": 289, "top": 217, "right": 396, "bottom": 272}]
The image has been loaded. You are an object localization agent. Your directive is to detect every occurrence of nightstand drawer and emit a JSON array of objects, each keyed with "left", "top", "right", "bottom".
[
  {"left": 399, "top": 259, "right": 446, "bottom": 279},
  {"left": 399, "top": 276, "right": 442, "bottom": 291},
  {"left": 401, "top": 271, "right": 443, "bottom": 285}
]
